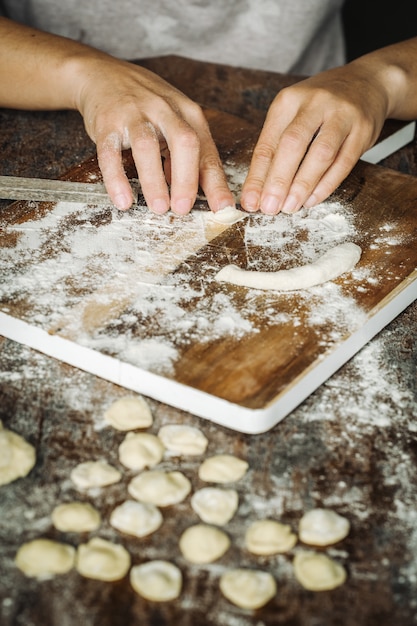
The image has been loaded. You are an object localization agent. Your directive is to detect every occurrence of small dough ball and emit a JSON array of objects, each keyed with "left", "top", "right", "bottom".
[
  {"left": 110, "top": 500, "right": 163, "bottom": 537},
  {"left": 0, "top": 426, "right": 36, "bottom": 486},
  {"left": 179, "top": 524, "right": 230, "bottom": 564},
  {"left": 118, "top": 432, "right": 164, "bottom": 471},
  {"left": 157, "top": 424, "right": 208, "bottom": 456},
  {"left": 70, "top": 460, "right": 121, "bottom": 490},
  {"left": 299, "top": 509, "right": 350, "bottom": 546},
  {"left": 209, "top": 205, "right": 247, "bottom": 225},
  {"left": 198, "top": 454, "right": 248, "bottom": 483},
  {"left": 128, "top": 469, "right": 191, "bottom": 507},
  {"left": 104, "top": 395, "right": 153, "bottom": 430},
  {"left": 130, "top": 560, "right": 182, "bottom": 602},
  {"left": 293, "top": 550, "right": 347, "bottom": 591},
  {"left": 15, "top": 539, "right": 75, "bottom": 579},
  {"left": 51, "top": 501, "right": 101, "bottom": 532},
  {"left": 219, "top": 568, "right": 276, "bottom": 609},
  {"left": 191, "top": 487, "right": 238, "bottom": 525},
  {"left": 245, "top": 519, "right": 297, "bottom": 555},
  {"left": 76, "top": 537, "right": 131, "bottom": 581}
]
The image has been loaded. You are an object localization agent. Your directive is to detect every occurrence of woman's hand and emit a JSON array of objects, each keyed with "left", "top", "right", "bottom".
[{"left": 241, "top": 37, "right": 417, "bottom": 214}]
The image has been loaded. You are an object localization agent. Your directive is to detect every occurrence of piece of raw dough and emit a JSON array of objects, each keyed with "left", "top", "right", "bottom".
[
  {"left": 179, "top": 524, "right": 230, "bottom": 564},
  {"left": 157, "top": 424, "right": 208, "bottom": 456},
  {"left": 219, "top": 568, "right": 276, "bottom": 609},
  {"left": 198, "top": 454, "right": 249, "bottom": 483},
  {"left": 293, "top": 550, "right": 347, "bottom": 591},
  {"left": 110, "top": 500, "right": 163, "bottom": 537},
  {"left": 0, "top": 423, "right": 36, "bottom": 486},
  {"left": 15, "top": 539, "right": 75, "bottom": 579},
  {"left": 70, "top": 460, "right": 122, "bottom": 489},
  {"left": 245, "top": 519, "right": 297, "bottom": 555},
  {"left": 299, "top": 508, "right": 350, "bottom": 546},
  {"left": 208, "top": 205, "right": 247, "bottom": 224},
  {"left": 130, "top": 560, "right": 182, "bottom": 601},
  {"left": 215, "top": 242, "right": 362, "bottom": 291},
  {"left": 104, "top": 394, "right": 153, "bottom": 430},
  {"left": 76, "top": 537, "right": 131, "bottom": 581},
  {"left": 51, "top": 501, "right": 101, "bottom": 532},
  {"left": 128, "top": 469, "right": 191, "bottom": 506},
  {"left": 191, "top": 487, "right": 239, "bottom": 525},
  {"left": 118, "top": 432, "right": 164, "bottom": 471}
]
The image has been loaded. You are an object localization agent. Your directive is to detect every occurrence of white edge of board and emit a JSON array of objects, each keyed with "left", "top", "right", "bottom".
[{"left": 1, "top": 274, "right": 416, "bottom": 434}]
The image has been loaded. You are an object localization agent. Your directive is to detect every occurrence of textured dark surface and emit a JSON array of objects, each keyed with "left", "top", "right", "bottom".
[{"left": 1, "top": 57, "right": 417, "bottom": 626}]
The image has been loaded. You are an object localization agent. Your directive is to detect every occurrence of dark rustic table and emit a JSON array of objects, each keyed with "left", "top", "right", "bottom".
[{"left": 1, "top": 57, "right": 417, "bottom": 626}]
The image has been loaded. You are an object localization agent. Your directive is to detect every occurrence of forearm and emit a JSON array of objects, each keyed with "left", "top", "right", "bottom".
[
  {"left": 0, "top": 17, "right": 108, "bottom": 111},
  {"left": 348, "top": 36, "right": 417, "bottom": 121}
]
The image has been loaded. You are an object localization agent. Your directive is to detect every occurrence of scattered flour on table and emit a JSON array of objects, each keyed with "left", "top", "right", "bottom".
[{"left": 0, "top": 183, "right": 409, "bottom": 376}]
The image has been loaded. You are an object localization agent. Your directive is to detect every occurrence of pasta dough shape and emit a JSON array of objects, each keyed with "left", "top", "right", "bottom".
[
  {"left": 76, "top": 537, "right": 131, "bottom": 581},
  {"left": 208, "top": 205, "right": 247, "bottom": 224},
  {"left": 70, "top": 460, "right": 121, "bottom": 489},
  {"left": 179, "top": 524, "right": 230, "bottom": 564},
  {"left": 157, "top": 424, "right": 208, "bottom": 456},
  {"left": 245, "top": 519, "right": 297, "bottom": 555},
  {"left": 0, "top": 423, "right": 36, "bottom": 486},
  {"left": 130, "top": 560, "right": 182, "bottom": 601},
  {"left": 128, "top": 469, "right": 191, "bottom": 506},
  {"left": 118, "top": 432, "right": 164, "bottom": 471},
  {"left": 198, "top": 454, "right": 249, "bottom": 483},
  {"left": 219, "top": 568, "right": 276, "bottom": 609},
  {"left": 15, "top": 539, "right": 75, "bottom": 579},
  {"left": 104, "top": 394, "right": 153, "bottom": 430},
  {"left": 51, "top": 502, "right": 101, "bottom": 532},
  {"left": 215, "top": 242, "right": 361, "bottom": 291},
  {"left": 110, "top": 500, "right": 163, "bottom": 537},
  {"left": 293, "top": 551, "right": 347, "bottom": 591},
  {"left": 299, "top": 508, "right": 350, "bottom": 546},
  {"left": 191, "top": 487, "right": 238, "bottom": 525}
]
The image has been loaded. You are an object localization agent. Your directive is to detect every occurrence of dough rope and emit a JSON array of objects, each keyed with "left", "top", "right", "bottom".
[{"left": 215, "top": 242, "right": 361, "bottom": 291}]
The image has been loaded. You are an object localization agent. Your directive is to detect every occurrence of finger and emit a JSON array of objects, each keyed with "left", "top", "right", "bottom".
[
  {"left": 130, "top": 121, "right": 170, "bottom": 214},
  {"left": 197, "top": 127, "right": 235, "bottom": 212},
  {"left": 241, "top": 103, "right": 317, "bottom": 214},
  {"left": 96, "top": 132, "right": 136, "bottom": 211},
  {"left": 302, "top": 134, "right": 365, "bottom": 208}
]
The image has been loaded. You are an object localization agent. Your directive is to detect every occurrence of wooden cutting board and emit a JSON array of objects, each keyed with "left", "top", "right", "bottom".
[{"left": 1, "top": 108, "right": 416, "bottom": 433}]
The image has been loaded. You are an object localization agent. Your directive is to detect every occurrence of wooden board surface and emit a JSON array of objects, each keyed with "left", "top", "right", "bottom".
[{"left": 1, "top": 108, "right": 416, "bottom": 433}]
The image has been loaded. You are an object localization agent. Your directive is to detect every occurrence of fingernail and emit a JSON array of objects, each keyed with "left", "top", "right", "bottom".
[
  {"left": 281, "top": 195, "right": 298, "bottom": 214},
  {"left": 241, "top": 191, "right": 259, "bottom": 212},
  {"left": 114, "top": 193, "right": 132, "bottom": 211},
  {"left": 261, "top": 195, "right": 280, "bottom": 215},
  {"left": 172, "top": 198, "right": 192, "bottom": 215},
  {"left": 152, "top": 198, "right": 169, "bottom": 214},
  {"left": 304, "top": 194, "right": 318, "bottom": 209}
]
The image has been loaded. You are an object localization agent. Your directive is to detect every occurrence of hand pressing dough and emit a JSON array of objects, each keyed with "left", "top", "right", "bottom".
[
  {"left": 179, "top": 524, "right": 230, "bottom": 564},
  {"left": 157, "top": 424, "right": 208, "bottom": 456},
  {"left": 299, "top": 508, "right": 350, "bottom": 546},
  {"left": 245, "top": 519, "right": 297, "bottom": 555},
  {"left": 128, "top": 469, "right": 191, "bottom": 506},
  {"left": 110, "top": 500, "right": 163, "bottom": 537},
  {"left": 0, "top": 423, "right": 36, "bottom": 486},
  {"left": 191, "top": 487, "right": 239, "bottom": 525},
  {"left": 293, "top": 550, "right": 347, "bottom": 591},
  {"left": 198, "top": 454, "right": 249, "bottom": 483},
  {"left": 104, "top": 394, "right": 153, "bottom": 430},
  {"left": 215, "top": 242, "right": 361, "bottom": 291},
  {"left": 76, "top": 537, "right": 131, "bottom": 581},
  {"left": 51, "top": 501, "right": 101, "bottom": 532},
  {"left": 118, "top": 432, "right": 164, "bottom": 471},
  {"left": 15, "top": 539, "right": 75, "bottom": 579},
  {"left": 130, "top": 560, "right": 182, "bottom": 601},
  {"left": 70, "top": 460, "right": 122, "bottom": 489},
  {"left": 219, "top": 568, "right": 276, "bottom": 609}
]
